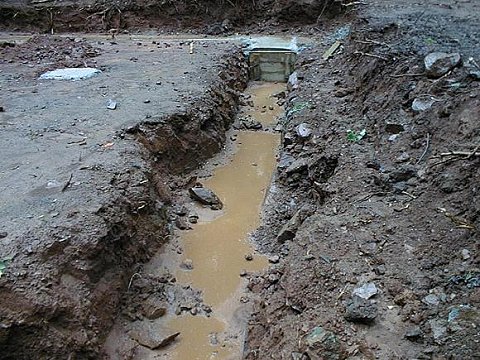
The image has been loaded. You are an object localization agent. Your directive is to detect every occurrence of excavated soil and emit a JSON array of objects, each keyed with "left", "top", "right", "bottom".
[
  {"left": 1, "top": 0, "right": 479, "bottom": 359},
  {"left": 245, "top": 1, "right": 480, "bottom": 359}
]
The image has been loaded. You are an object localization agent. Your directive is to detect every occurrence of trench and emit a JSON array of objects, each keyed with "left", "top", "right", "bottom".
[{"left": 101, "top": 43, "right": 296, "bottom": 359}]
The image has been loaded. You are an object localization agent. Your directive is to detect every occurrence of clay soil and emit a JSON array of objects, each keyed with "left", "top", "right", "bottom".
[{"left": 0, "top": 0, "right": 479, "bottom": 359}]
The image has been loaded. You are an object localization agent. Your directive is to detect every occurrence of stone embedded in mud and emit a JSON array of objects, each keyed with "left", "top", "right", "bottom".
[
  {"left": 285, "top": 158, "right": 309, "bottom": 175},
  {"left": 412, "top": 97, "right": 436, "bottom": 112},
  {"left": 296, "top": 123, "right": 312, "bottom": 138},
  {"left": 302, "top": 326, "right": 344, "bottom": 360},
  {"left": 241, "top": 118, "right": 263, "bottom": 130},
  {"left": 405, "top": 326, "right": 423, "bottom": 341},
  {"left": 189, "top": 186, "right": 223, "bottom": 210},
  {"left": 424, "top": 52, "right": 461, "bottom": 78},
  {"left": 276, "top": 205, "right": 315, "bottom": 243},
  {"left": 344, "top": 296, "right": 378, "bottom": 324},
  {"left": 128, "top": 321, "right": 180, "bottom": 349}
]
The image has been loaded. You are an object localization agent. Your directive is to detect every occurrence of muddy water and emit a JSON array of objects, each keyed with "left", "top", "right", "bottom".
[{"left": 163, "top": 82, "right": 285, "bottom": 359}]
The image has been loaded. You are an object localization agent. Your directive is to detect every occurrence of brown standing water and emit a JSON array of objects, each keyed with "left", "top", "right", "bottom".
[
  {"left": 165, "top": 82, "right": 285, "bottom": 360},
  {"left": 103, "top": 82, "right": 286, "bottom": 359}
]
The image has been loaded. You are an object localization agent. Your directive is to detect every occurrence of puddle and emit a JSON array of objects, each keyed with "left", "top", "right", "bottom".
[{"left": 160, "top": 82, "right": 284, "bottom": 359}]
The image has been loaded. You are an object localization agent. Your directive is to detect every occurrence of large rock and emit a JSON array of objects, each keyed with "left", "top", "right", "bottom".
[
  {"left": 277, "top": 205, "right": 315, "bottom": 243},
  {"left": 128, "top": 321, "right": 180, "bottom": 349},
  {"left": 189, "top": 186, "right": 223, "bottom": 210},
  {"left": 424, "top": 52, "right": 461, "bottom": 78}
]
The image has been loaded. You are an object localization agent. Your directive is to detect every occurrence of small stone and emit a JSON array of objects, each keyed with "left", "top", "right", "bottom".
[
  {"left": 144, "top": 99, "right": 151, "bottom": 103},
  {"left": 190, "top": 307, "right": 198, "bottom": 315},
  {"left": 296, "top": 123, "right": 312, "bottom": 138},
  {"left": 128, "top": 321, "right": 180, "bottom": 349},
  {"left": 412, "top": 97, "right": 436, "bottom": 112},
  {"left": 461, "top": 248, "right": 471, "bottom": 260},
  {"left": 424, "top": 52, "right": 461, "bottom": 78},
  {"left": 405, "top": 326, "right": 423, "bottom": 341},
  {"left": 352, "top": 282, "right": 378, "bottom": 300},
  {"left": 268, "top": 255, "right": 280, "bottom": 264},
  {"left": 189, "top": 186, "right": 223, "bottom": 210},
  {"left": 107, "top": 99, "right": 117, "bottom": 110},
  {"left": 188, "top": 214, "right": 199, "bottom": 224},
  {"left": 0, "top": 232, "right": 7, "bottom": 239},
  {"left": 429, "top": 319, "right": 447, "bottom": 343},
  {"left": 395, "top": 152, "right": 410, "bottom": 163},
  {"left": 175, "top": 217, "right": 190, "bottom": 230},
  {"left": 422, "top": 294, "right": 440, "bottom": 306},
  {"left": 245, "top": 254, "right": 253, "bottom": 261},
  {"left": 180, "top": 259, "right": 194, "bottom": 270},
  {"left": 240, "top": 269, "right": 248, "bottom": 277},
  {"left": 344, "top": 296, "right": 378, "bottom": 323}
]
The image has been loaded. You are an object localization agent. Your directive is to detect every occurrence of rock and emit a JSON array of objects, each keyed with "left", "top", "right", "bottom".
[
  {"left": 412, "top": 97, "right": 436, "bottom": 112},
  {"left": 144, "top": 99, "right": 151, "bottom": 103},
  {"left": 173, "top": 205, "right": 188, "bottom": 216},
  {"left": 422, "top": 294, "right": 440, "bottom": 306},
  {"left": 428, "top": 319, "right": 447, "bottom": 343},
  {"left": 277, "top": 206, "right": 314, "bottom": 243},
  {"left": 302, "top": 326, "right": 344, "bottom": 360},
  {"left": 180, "top": 259, "right": 194, "bottom": 270},
  {"left": 424, "top": 52, "right": 461, "bottom": 78},
  {"left": 175, "top": 217, "right": 190, "bottom": 230},
  {"left": 465, "top": 58, "right": 480, "bottom": 80},
  {"left": 107, "top": 99, "right": 117, "bottom": 110},
  {"left": 344, "top": 296, "right": 378, "bottom": 323},
  {"left": 128, "top": 321, "right": 180, "bottom": 349},
  {"left": 461, "top": 249, "right": 471, "bottom": 260},
  {"left": 268, "top": 255, "right": 280, "bottom": 264},
  {"left": 245, "top": 254, "right": 253, "bottom": 261},
  {"left": 39, "top": 67, "right": 101, "bottom": 81},
  {"left": 241, "top": 118, "right": 262, "bottom": 130},
  {"left": 188, "top": 213, "right": 199, "bottom": 224},
  {"left": 142, "top": 298, "right": 167, "bottom": 320},
  {"left": 0, "top": 232, "right": 7, "bottom": 239},
  {"left": 405, "top": 326, "right": 423, "bottom": 341},
  {"left": 395, "top": 152, "right": 410, "bottom": 163},
  {"left": 285, "top": 158, "right": 309, "bottom": 175},
  {"left": 287, "top": 71, "right": 298, "bottom": 91},
  {"left": 352, "top": 283, "right": 378, "bottom": 300},
  {"left": 296, "top": 123, "right": 312, "bottom": 138},
  {"left": 189, "top": 186, "right": 223, "bottom": 210}
]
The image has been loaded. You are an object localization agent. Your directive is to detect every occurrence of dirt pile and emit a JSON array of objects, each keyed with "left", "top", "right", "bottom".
[
  {"left": 0, "top": 0, "right": 346, "bottom": 32},
  {"left": 246, "top": 2, "right": 479, "bottom": 359},
  {"left": 0, "top": 35, "right": 100, "bottom": 73}
]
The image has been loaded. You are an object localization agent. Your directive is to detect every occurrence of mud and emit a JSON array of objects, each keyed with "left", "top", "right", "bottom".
[
  {"left": 245, "top": 1, "right": 480, "bottom": 359},
  {"left": 1, "top": 0, "right": 480, "bottom": 359}
]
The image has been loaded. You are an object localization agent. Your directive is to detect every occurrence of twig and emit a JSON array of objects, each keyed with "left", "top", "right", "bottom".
[
  {"left": 61, "top": 173, "right": 73, "bottom": 192},
  {"left": 467, "top": 143, "right": 480, "bottom": 159},
  {"left": 416, "top": 133, "right": 431, "bottom": 164},
  {"left": 354, "top": 51, "right": 389, "bottom": 61},
  {"left": 354, "top": 39, "right": 391, "bottom": 48},
  {"left": 440, "top": 151, "right": 480, "bottom": 158},
  {"left": 390, "top": 72, "right": 425, "bottom": 78},
  {"left": 401, "top": 191, "right": 417, "bottom": 200},
  {"left": 127, "top": 273, "right": 141, "bottom": 291},
  {"left": 343, "top": 1, "right": 367, "bottom": 6}
]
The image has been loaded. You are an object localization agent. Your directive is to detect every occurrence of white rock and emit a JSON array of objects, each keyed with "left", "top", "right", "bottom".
[
  {"left": 352, "top": 282, "right": 378, "bottom": 300},
  {"left": 39, "top": 67, "right": 101, "bottom": 81}
]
